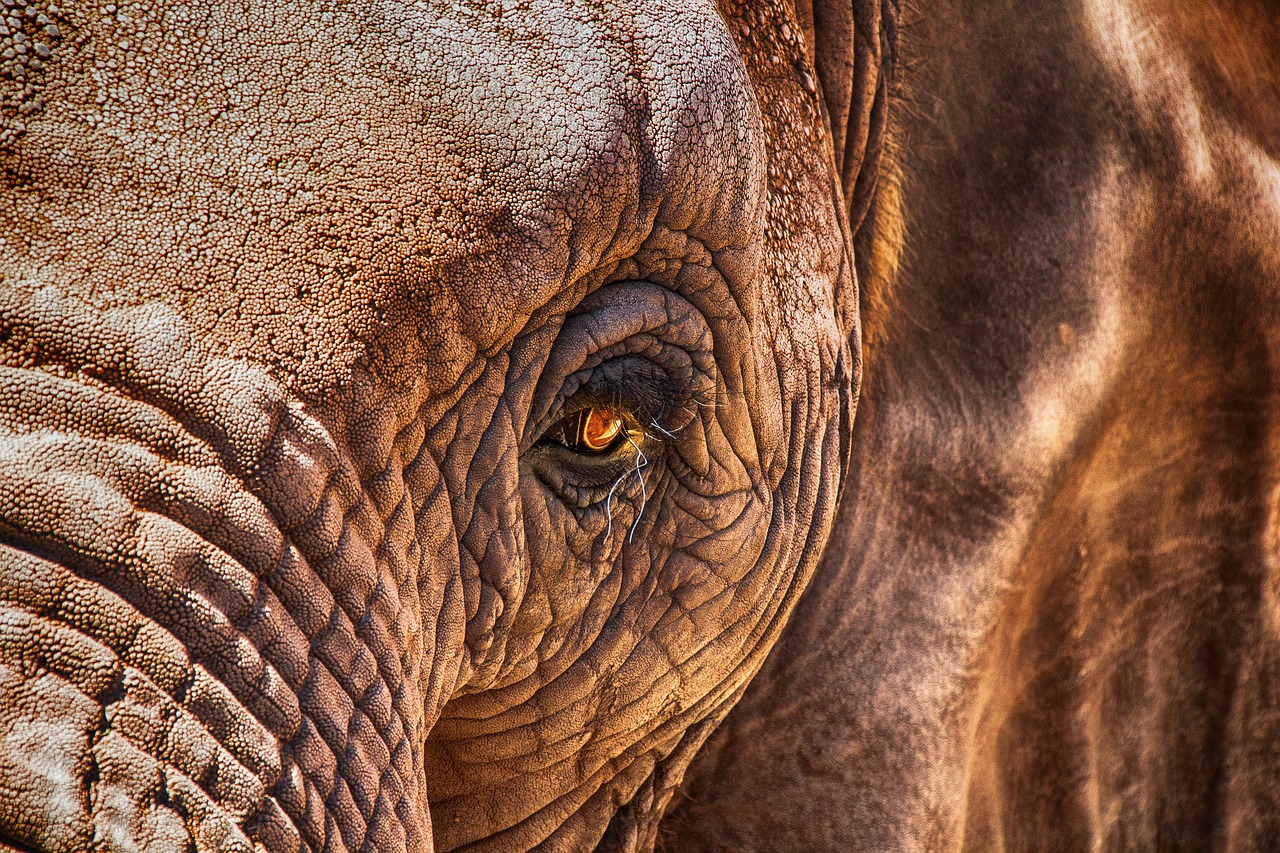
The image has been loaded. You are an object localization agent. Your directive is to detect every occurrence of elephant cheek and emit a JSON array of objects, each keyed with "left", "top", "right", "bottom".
[{"left": 0, "top": 293, "right": 457, "bottom": 852}]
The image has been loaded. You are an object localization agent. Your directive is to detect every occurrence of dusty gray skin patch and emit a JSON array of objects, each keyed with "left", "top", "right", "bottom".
[{"left": 0, "top": 0, "right": 63, "bottom": 150}]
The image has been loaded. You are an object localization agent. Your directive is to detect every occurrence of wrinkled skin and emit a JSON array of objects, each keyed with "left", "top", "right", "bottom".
[
  {"left": 669, "top": 0, "right": 1280, "bottom": 849},
  {"left": 0, "top": 0, "right": 881, "bottom": 850}
]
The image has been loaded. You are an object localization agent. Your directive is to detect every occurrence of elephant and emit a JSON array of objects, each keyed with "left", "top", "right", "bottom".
[
  {"left": 667, "top": 0, "right": 1280, "bottom": 850},
  {"left": 0, "top": 0, "right": 894, "bottom": 850},
  {"left": 7, "top": 0, "right": 1276, "bottom": 849}
]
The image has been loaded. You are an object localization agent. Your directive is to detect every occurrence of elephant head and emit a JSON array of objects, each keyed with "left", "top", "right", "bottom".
[{"left": 0, "top": 0, "right": 889, "bottom": 849}]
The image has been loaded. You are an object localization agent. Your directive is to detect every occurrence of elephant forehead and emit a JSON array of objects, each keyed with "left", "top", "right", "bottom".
[
  {"left": 6, "top": 0, "right": 763, "bottom": 393},
  {"left": 367, "top": 0, "right": 766, "bottom": 345},
  {"left": 392, "top": 0, "right": 765, "bottom": 210}
]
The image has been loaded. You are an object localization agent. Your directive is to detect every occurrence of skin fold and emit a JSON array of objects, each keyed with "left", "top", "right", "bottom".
[
  {"left": 0, "top": 0, "right": 880, "bottom": 850},
  {"left": 668, "top": 0, "right": 1280, "bottom": 850}
]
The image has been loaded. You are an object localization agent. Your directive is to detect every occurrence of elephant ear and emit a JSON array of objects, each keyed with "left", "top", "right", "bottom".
[
  {"left": 791, "top": 0, "right": 902, "bottom": 357},
  {"left": 794, "top": 0, "right": 900, "bottom": 236}
]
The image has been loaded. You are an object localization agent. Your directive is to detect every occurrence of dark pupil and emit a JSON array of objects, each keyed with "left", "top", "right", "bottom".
[{"left": 548, "top": 406, "right": 623, "bottom": 453}]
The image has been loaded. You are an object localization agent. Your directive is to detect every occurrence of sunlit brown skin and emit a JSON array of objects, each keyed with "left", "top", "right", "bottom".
[
  {"left": 0, "top": 0, "right": 889, "bottom": 850},
  {"left": 668, "top": 0, "right": 1280, "bottom": 850}
]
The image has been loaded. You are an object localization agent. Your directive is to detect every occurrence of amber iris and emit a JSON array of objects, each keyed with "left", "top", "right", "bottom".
[{"left": 547, "top": 406, "right": 625, "bottom": 453}]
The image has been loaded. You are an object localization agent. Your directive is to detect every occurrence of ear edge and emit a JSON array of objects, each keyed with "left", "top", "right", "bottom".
[{"left": 805, "top": 0, "right": 900, "bottom": 236}]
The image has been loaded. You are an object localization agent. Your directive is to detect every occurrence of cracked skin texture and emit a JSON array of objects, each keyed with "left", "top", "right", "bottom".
[{"left": 0, "top": 0, "right": 885, "bottom": 850}]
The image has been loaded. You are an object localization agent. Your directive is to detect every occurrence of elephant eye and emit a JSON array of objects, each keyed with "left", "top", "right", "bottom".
[{"left": 545, "top": 406, "right": 626, "bottom": 454}]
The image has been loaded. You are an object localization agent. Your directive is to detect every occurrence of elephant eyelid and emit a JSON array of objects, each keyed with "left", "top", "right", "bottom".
[{"left": 526, "top": 333, "right": 707, "bottom": 461}]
